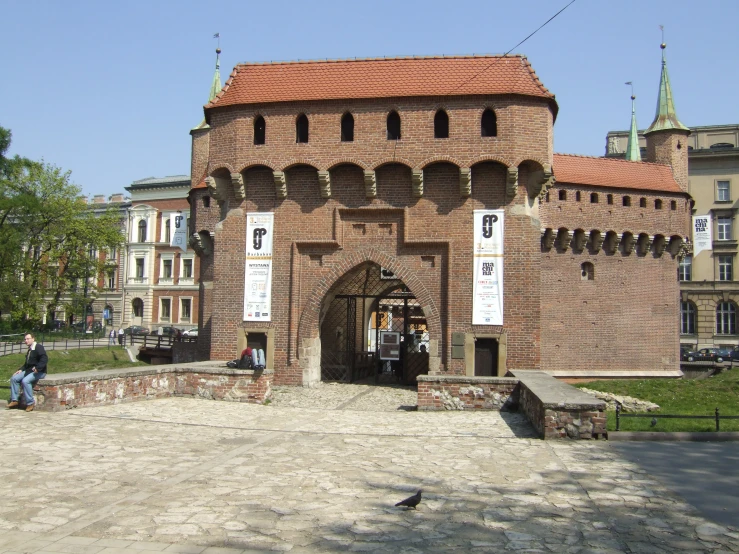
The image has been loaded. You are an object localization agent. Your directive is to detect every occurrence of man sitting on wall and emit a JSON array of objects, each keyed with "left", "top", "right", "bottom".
[{"left": 7, "top": 333, "right": 48, "bottom": 412}]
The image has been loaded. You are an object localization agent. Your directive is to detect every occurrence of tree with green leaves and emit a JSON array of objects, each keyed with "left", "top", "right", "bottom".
[{"left": 0, "top": 126, "right": 125, "bottom": 328}]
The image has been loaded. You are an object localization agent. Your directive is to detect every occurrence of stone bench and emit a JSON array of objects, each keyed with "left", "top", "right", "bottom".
[
  {"left": 33, "top": 362, "right": 272, "bottom": 412},
  {"left": 417, "top": 371, "right": 606, "bottom": 440}
]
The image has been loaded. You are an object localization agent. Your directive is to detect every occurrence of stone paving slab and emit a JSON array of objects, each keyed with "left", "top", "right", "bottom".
[{"left": 0, "top": 384, "right": 736, "bottom": 553}]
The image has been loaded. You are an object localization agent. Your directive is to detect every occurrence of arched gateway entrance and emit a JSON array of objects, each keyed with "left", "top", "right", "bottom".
[{"left": 319, "top": 262, "right": 429, "bottom": 385}]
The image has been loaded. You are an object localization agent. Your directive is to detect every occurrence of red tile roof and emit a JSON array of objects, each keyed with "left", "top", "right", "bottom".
[
  {"left": 552, "top": 153, "right": 683, "bottom": 194},
  {"left": 206, "top": 55, "right": 556, "bottom": 116}
]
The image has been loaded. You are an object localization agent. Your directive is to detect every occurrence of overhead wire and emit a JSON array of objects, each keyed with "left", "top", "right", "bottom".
[{"left": 447, "top": 0, "right": 578, "bottom": 95}]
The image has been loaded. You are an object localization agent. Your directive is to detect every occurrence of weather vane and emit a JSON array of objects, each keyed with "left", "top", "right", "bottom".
[{"left": 213, "top": 32, "right": 221, "bottom": 49}]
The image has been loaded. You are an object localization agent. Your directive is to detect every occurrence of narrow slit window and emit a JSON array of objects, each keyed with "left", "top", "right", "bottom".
[
  {"left": 341, "top": 113, "right": 354, "bottom": 142},
  {"left": 655, "top": 199, "right": 663, "bottom": 209},
  {"left": 296, "top": 114, "right": 309, "bottom": 143},
  {"left": 254, "top": 116, "right": 266, "bottom": 145},
  {"left": 558, "top": 190, "right": 566, "bottom": 201},
  {"left": 623, "top": 196, "right": 631, "bottom": 207},
  {"left": 434, "top": 110, "right": 449, "bottom": 138},
  {"left": 481, "top": 109, "right": 497, "bottom": 137},
  {"left": 387, "top": 111, "right": 401, "bottom": 140},
  {"left": 590, "top": 193, "right": 598, "bottom": 203}
]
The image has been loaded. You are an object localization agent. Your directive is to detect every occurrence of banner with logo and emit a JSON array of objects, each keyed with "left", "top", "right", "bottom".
[
  {"left": 692, "top": 215, "right": 712, "bottom": 257},
  {"left": 244, "top": 213, "right": 274, "bottom": 321},
  {"left": 170, "top": 213, "right": 188, "bottom": 252},
  {"left": 472, "top": 209, "right": 504, "bottom": 325}
]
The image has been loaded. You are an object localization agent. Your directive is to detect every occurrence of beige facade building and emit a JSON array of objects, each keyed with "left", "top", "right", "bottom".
[
  {"left": 121, "top": 176, "right": 199, "bottom": 333},
  {"left": 606, "top": 124, "right": 739, "bottom": 349}
]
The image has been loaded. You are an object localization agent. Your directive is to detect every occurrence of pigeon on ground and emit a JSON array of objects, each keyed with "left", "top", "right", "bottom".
[{"left": 395, "top": 490, "right": 422, "bottom": 509}]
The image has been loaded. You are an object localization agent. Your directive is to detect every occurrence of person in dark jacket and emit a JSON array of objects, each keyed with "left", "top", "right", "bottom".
[{"left": 7, "top": 332, "right": 48, "bottom": 412}]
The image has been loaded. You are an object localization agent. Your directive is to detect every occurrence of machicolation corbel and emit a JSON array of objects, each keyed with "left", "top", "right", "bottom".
[
  {"left": 364, "top": 170, "right": 377, "bottom": 198},
  {"left": 572, "top": 230, "right": 587, "bottom": 253},
  {"left": 506, "top": 167, "right": 519, "bottom": 198},
  {"left": 556, "top": 228, "right": 571, "bottom": 251},
  {"left": 273, "top": 171, "right": 287, "bottom": 199},
  {"left": 412, "top": 170, "right": 424, "bottom": 197},
  {"left": 317, "top": 171, "right": 331, "bottom": 198},
  {"left": 230, "top": 173, "right": 245, "bottom": 199},
  {"left": 459, "top": 168, "right": 471, "bottom": 197},
  {"left": 530, "top": 163, "right": 555, "bottom": 199},
  {"left": 621, "top": 233, "right": 636, "bottom": 255},
  {"left": 541, "top": 228, "right": 555, "bottom": 250},
  {"left": 589, "top": 230, "right": 604, "bottom": 253},
  {"left": 205, "top": 176, "right": 221, "bottom": 201}
]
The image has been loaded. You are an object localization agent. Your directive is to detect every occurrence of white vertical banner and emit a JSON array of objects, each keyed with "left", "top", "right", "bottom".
[
  {"left": 692, "top": 215, "right": 712, "bottom": 257},
  {"left": 472, "top": 209, "right": 504, "bottom": 325},
  {"left": 244, "top": 213, "right": 274, "bottom": 322},
  {"left": 170, "top": 213, "right": 188, "bottom": 252}
]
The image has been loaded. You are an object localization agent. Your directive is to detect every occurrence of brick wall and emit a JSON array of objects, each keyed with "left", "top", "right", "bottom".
[
  {"left": 192, "top": 92, "right": 685, "bottom": 383},
  {"left": 35, "top": 366, "right": 272, "bottom": 411}
]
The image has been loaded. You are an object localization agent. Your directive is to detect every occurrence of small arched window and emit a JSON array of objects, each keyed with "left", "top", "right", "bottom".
[
  {"left": 296, "top": 114, "right": 309, "bottom": 143},
  {"left": 607, "top": 194, "right": 613, "bottom": 205},
  {"left": 132, "top": 298, "right": 144, "bottom": 318},
  {"left": 387, "top": 111, "right": 401, "bottom": 140},
  {"left": 575, "top": 191, "right": 581, "bottom": 202},
  {"left": 655, "top": 199, "right": 663, "bottom": 209},
  {"left": 558, "top": 190, "right": 566, "bottom": 201},
  {"left": 671, "top": 200, "right": 677, "bottom": 210},
  {"left": 138, "top": 220, "right": 147, "bottom": 243},
  {"left": 580, "top": 262, "right": 594, "bottom": 281},
  {"left": 434, "top": 109, "right": 449, "bottom": 139},
  {"left": 639, "top": 197, "right": 647, "bottom": 208},
  {"left": 164, "top": 218, "right": 171, "bottom": 243},
  {"left": 254, "top": 116, "right": 266, "bottom": 145},
  {"left": 341, "top": 113, "right": 354, "bottom": 142},
  {"left": 203, "top": 196, "right": 210, "bottom": 208},
  {"left": 481, "top": 109, "right": 497, "bottom": 137},
  {"left": 590, "top": 193, "right": 599, "bottom": 203},
  {"left": 623, "top": 196, "right": 631, "bottom": 207}
]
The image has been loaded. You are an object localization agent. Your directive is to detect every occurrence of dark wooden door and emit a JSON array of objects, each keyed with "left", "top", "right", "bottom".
[{"left": 474, "top": 339, "right": 498, "bottom": 376}]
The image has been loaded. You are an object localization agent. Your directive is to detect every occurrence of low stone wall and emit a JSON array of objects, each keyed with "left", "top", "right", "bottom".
[
  {"left": 418, "top": 372, "right": 606, "bottom": 440},
  {"left": 34, "top": 362, "right": 272, "bottom": 412},
  {"left": 510, "top": 370, "right": 607, "bottom": 440},
  {"left": 417, "top": 375, "right": 518, "bottom": 411}
]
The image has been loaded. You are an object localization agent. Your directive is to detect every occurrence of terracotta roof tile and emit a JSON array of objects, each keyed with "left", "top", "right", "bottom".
[
  {"left": 552, "top": 153, "right": 683, "bottom": 194},
  {"left": 206, "top": 55, "right": 556, "bottom": 115}
]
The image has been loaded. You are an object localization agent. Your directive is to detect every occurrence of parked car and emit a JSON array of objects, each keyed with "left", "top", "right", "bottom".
[
  {"left": 182, "top": 327, "right": 198, "bottom": 337},
  {"left": 730, "top": 347, "right": 739, "bottom": 362},
  {"left": 695, "top": 347, "right": 732, "bottom": 363},
  {"left": 151, "top": 326, "right": 182, "bottom": 337},
  {"left": 124, "top": 325, "right": 150, "bottom": 336},
  {"left": 680, "top": 345, "right": 697, "bottom": 362},
  {"left": 46, "top": 320, "right": 67, "bottom": 332}
]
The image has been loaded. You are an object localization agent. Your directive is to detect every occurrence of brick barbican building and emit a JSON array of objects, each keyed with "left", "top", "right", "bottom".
[{"left": 187, "top": 44, "right": 690, "bottom": 385}]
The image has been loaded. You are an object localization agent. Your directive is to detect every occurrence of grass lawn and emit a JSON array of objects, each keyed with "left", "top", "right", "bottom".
[
  {"left": 0, "top": 347, "right": 147, "bottom": 402},
  {"left": 574, "top": 369, "right": 739, "bottom": 432}
]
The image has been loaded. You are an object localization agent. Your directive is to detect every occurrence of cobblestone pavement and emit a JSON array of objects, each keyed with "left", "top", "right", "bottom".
[{"left": 0, "top": 383, "right": 736, "bottom": 553}]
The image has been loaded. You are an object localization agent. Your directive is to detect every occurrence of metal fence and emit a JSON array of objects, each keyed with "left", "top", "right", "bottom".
[
  {"left": 0, "top": 333, "right": 197, "bottom": 357},
  {"left": 615, "top": 403, "right": 739, "bottom": 431}
]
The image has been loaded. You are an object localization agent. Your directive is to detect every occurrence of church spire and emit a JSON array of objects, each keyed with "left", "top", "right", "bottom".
[
  {"left": 193, "top": 44, "right": 223, "bottom": 130},
  {"left": 208, "top": 47, "right": 222, "bottom": 103},
  {"left": 645, "top": 41, "right": 689, "bottom": 135},
  {"left": 625, "top": 83, "right": 641, "bottom": 161}
]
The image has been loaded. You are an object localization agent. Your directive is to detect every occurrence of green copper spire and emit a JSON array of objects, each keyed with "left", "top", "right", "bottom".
[
  {"left": 209, "top": 47, "right": 222, "bottom": 103},
  {"left": 625, "top": 87, "right": 641, "bottom": 162},
  {"left": 193, "top": 47, "right": 223, "bottom": 130},
  {"left": 645, "top": 43, "right": 689, "bottom": 134}
]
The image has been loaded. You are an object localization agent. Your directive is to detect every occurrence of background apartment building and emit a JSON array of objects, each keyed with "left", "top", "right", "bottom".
[
  {"left": 121, "top": 175, "right": 199, "bottom": 332},
  {"left": 606, "top": 124, "right": 739, "bottom": 349}
]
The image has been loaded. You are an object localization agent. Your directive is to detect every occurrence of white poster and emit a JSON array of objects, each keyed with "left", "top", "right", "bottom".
[
  {"left": 692, "top": 215, "right": 712, "bottom": 257},
  {"left": 472, "top": 209, "right": 504, "bottom": 325},
  {"left": 244, "top": 213, "right": 274, "bottom": 321},
  {"left": 170, "top": 213, "right": 188, "bottom": 252}
]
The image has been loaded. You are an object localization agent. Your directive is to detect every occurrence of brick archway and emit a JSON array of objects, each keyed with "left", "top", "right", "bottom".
[{"left": 296, "top": 248, "right": 440, "bottom": 386}]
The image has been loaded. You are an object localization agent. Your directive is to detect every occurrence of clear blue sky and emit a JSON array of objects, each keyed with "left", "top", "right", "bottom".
[{"left": 2, "top": 0, "right": 737, "bottom": 199}]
